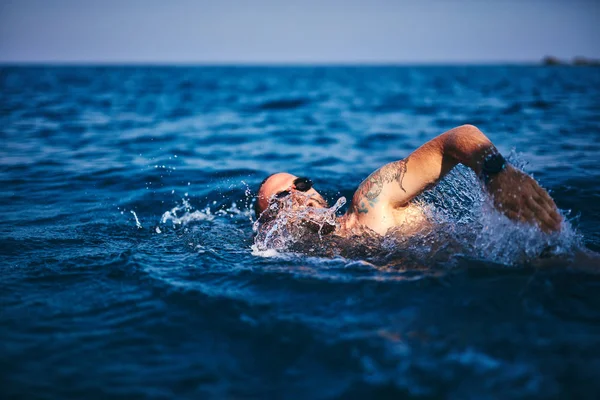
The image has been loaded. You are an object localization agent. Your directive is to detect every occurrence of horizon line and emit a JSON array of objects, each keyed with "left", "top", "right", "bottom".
[{"left": 0, "top": 60, "right": 553, "bottom": 67}]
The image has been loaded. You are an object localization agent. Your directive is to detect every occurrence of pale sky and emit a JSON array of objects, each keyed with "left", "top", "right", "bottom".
[{"left": 0, "top": 0, "right": 598, "bottom": 63}]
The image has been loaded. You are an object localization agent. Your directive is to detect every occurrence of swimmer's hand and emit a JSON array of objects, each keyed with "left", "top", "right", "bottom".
[{"left": 485, "top": 164, "right": 562, "bottom": 233}]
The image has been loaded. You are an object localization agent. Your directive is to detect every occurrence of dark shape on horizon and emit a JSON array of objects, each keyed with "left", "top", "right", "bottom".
[
  {"left": 542, "top": 56, "right": 564, "bottom": 66},
  {"left": 542, "top": 56, "right": 600, "bottom": 67},
  {"left": 572, "top": 56, "right": 600, "bottom": 66}
]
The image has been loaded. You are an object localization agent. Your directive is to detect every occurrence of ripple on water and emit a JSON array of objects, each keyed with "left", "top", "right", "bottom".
[{"left": 2, "top": 66, "right": 600, "bottom": 399}]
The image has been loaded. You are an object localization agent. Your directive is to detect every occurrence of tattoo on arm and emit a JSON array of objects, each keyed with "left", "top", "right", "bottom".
[{"left": 352, "top": 159, "right": 408, "bottom": 214}]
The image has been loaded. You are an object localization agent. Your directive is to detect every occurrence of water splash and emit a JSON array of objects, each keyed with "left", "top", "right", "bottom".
[
  {"left": 160, "top": 198, "right": 214, "bottom": 227},
  {"left": 130, "top": 210, "right": 142, "bottom": 229},
  {"left": 411, "top": 164, "right": 582, "bottom": 265},
  {"left": 159, "top": 197, "right": 253, "bottom": 229},
  {"left": 251, "top": 165, "right": 583, "bottom": 266},
  {"left": 252, "top": 194, "right": 347, "bottom": 252}
]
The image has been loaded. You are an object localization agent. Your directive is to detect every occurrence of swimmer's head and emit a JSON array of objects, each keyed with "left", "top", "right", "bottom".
[{"left": 254, "top": 172, "right": 329, "bottom": 223}]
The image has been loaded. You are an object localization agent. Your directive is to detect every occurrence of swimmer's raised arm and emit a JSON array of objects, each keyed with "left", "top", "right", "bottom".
[{"left": 351, "top": 124, "right": 562, "bottom": 232}]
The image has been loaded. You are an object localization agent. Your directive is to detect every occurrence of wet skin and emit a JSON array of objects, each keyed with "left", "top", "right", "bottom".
[{"left": 256, "top": 125, "right": 562, "bottom": 237}]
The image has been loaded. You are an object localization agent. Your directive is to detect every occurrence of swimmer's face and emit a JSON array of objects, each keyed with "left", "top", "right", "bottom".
[{"left": 256, "top": 172, "right": 328, "bottom": 218}]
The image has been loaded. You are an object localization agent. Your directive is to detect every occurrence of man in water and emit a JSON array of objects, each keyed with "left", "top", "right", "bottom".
[{"left": 254, "top": 125, "right": 562, "bottom": 238}]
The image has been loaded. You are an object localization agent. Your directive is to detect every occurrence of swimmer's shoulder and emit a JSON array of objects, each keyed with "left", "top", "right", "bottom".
[{"left": 344, "top": 199, "right": 427, "bottom": 237}]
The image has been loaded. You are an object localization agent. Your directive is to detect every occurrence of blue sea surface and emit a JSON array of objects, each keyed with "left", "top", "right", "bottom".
[{"left": 1, "top": 66, "right": 600, "bottom": 399}]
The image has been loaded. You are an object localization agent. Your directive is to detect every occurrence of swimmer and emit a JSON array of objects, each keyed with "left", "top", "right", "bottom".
[{"left": 254, "top": 124, "right": 562, "bottom": 238}]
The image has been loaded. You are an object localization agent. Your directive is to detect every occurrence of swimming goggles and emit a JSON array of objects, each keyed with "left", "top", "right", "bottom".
[{"left": 275, "top": 177, "right": 313, "bottom": 199}]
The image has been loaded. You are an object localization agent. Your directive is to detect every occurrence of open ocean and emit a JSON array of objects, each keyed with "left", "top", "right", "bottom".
[{"left": 2, "top": 65, "right": 600, "bottom": 399}]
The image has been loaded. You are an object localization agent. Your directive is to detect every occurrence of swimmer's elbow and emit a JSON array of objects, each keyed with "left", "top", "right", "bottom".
[
  {"left": 457, "top": 124, "right": 481, "bottom": 133},
  {"left": 442, "top": 124, "right": 495, "bottom": 169},
  {"left": 453, "top": 124, "right": 489, "bottom": 144}
]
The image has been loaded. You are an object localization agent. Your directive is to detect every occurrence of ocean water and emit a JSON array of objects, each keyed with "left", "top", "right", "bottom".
[{"left": 1, "top": 65, "right": 600, "bottom": 399}]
